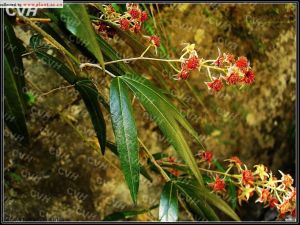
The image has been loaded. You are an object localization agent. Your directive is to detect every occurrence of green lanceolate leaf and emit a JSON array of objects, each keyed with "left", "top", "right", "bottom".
[
  {"left": 58, "top": 4, "right": 105, "bottom": 69},
  {"left": 4, "top": 55, "right": 29, "bottom": 144},
  {"left": 110, "top": 77, "right": 140, "bottom": 204},
  {"left": 120, "top": 73, "right": 203, "bottom": 187},
  {"left": 159, "top": 181, "right": 178, "bottom": 222},
  {"left": 4, "top": 15, "right": 27, "bottom": 108},
  {"left": 175, "top": 179, "right": 240, "bottom": 221},
  {"left": 34, "top": 50, "right": 106, "bottom": 154},
  {"left": 175, "top": 179, "right": 219, "bottom": 221},
  {"left": 96, "top": 36, "right": 135, "bottom": 76},
  {"left": 75, "top": 78, "right": 106, "bottom": 154},
  {"left": 106, "top": 141, "right": 153, "bottom": 182}
]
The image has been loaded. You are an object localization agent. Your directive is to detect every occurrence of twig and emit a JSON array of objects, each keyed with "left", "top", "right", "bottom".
[
  {"left": 138, "top": 137, "right": 170, "bottom": 182},
  {"left": 38, "top": 84, "right": 75, "bottom": 98},
  {"left": 79, "top": 63, "right": 116, "bottom": 78}
]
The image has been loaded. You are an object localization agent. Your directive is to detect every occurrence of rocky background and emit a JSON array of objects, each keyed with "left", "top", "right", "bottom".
[{"left": 4, "top": 3, "right": 296, "bottom": 221}]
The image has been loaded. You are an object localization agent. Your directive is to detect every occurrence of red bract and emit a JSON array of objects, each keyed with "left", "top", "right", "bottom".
[
  {"left": 235, "top": 56, "right": 248, "bottom": 70},
  {"left": 206, "top": 79, "right": 224, "bottom": 92},
  {"left": 185, "top": 55, "right": 199, "bottom": 70},
  {"left": 226, "top": 72, "right": 240, "bottom": 85},
  {"left": 242, "top": 170, "right": 254, "bottom": 186},
  {"left": 243, "top": 70, "right": 255, "bottom": 84},
  {"left": 141, "top": 11, "right": 148, "bottom": 22},
  {"left": 129, "top": 8, "right": 140, "bottom": 19},
  {"left": 209, "top": 175, "right": 226, "bottom": 192},
  {"left": 177, "top": 70, "right": 190, "bottom": 80},
  {"left": 119, "top": 18, "right": 130, "bottom": 30},
  {"left": 150, "top": 35, "right": 160, "bottom": 47}
]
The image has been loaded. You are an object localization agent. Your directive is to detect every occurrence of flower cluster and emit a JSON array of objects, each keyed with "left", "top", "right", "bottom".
[
  {"left": 205, "top": 49, "right": 256, "bottom": 92},
  {"left": 157, "top": 150, "right": 295, "bottom": 220},
  {"left": 174, "top": 45, "right": 256, "bottom": 90},
  {"left": 118, "top": 4, "right": 148, "bottom": 33},
  {"left": 93, "top": 4, "right": 149, "bottom": 39},
  {"left": 205, "top": 155, "right": 296, "bottom": 220},
  {"left": 177, "top": 44, "right": 201, "bottom": 80},
  {"left": 94, "top": 21, "right": 116, "bottom": 39},
  {"left": 98, "top": 4, "right": 161, "bottom": 55}
]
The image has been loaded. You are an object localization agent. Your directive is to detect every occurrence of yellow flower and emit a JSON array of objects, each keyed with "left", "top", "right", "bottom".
[
  {"left": 265, "top": 172, "right": 278, "bottom": 188},
  {"left": 238, "top": 185, "right": 255, "bottom": 205},
  {"left": 253, "top": 164, "right": 269, "bottom": 181}
]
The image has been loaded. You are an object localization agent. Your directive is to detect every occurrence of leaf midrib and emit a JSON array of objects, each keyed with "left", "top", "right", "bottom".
[{"left": 117, "top": 78, "right": 136, "bottom": 198}]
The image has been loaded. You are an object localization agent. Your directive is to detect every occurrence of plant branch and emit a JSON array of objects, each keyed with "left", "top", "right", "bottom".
[{"left": 138, "top": 138, "right": 171, "bottom": 182}]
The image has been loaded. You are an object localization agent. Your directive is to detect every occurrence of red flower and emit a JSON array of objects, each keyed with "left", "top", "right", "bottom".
[
  {"left": 209, "top": 175, "right": 226, "bottom": 192},
  {"left": 226, "top": 72, "right": 240, "bottom": 85},
  {"left": 242, "top": 170, "right": 254, "bottom": 186},
  {"left": 201, "top": 150, "right": 213, "bottom": 163},
  {"left": 224, "top": 53, "right": 235, "bottom": 64},
  {"left": 169, "top": 169, "right": 180, "bottom": 177},
  {"left": 141, "top": 11, "right": 148, "bottom": 22},
  {"left": 206, "top": 79, "right": 224, "bottom": 92},
  {"left": 150, "top": 35, "right": 160, "bottom": 47},
  {"left": 177, "top": 69, "right": 190, "bottom": 80},
  {"left": 119, "top": 18, "right": 130, "bottom": 30},
  {"left": 268, "top": 197, "right": 278, "bottom": 208},
  {"left": 129, "top": 8, "right": 140, "bottom": 19},
  {"left": 242, "top": 70, "right": 255, "bottom": 84},
  {"left": 185, "top": 55, "right": 200, "bottom": 70},
  {"left": 235, "top": 56, "right": 248, "bottom": 70}
]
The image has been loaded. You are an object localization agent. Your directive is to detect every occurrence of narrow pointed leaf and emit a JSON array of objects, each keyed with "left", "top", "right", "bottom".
[
  {"left": 75, "top": 78, "right": 106, "bottom": 154},
  {"left": 120, "top": 73, "right": 203, "bottom": 187},
  {"left": 106, "top": 141, "right": 152, "bottom": 182},
  {"left": 4, "top": 55, "right": 29, "bottom": 144},
  {"left": 175, "top": 180, "right": 220, "bottom": 221},
  {"left": 58, "top": 4, "right": 105, "bottom": 69},
  {"left": 175, "top": 179, "right": 240, "bottom": 221},
  {"left": 159, "top": 181, "right": 178, "bottom": 222},
  {"left": 34, "top": 50, "right": 106, "bottom": 154},
  {"left": 110, "top": 77, "right": 140, "bottom": 204},
  {"left": 4, "top": 15, "right": 27, "bottom": 108}
]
